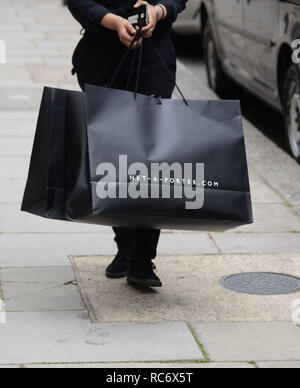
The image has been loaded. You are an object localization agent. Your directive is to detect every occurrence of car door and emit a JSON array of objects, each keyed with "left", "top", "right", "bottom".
[
  {"left": 213, "top": 0, "right": 248, "bottom": 76},
  {"left": 244, "top": 0, "right": 278, "bottom": 92}
]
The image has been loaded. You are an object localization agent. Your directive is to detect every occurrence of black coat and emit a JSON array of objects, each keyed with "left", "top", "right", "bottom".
[
  {"left": 67, "top": 0, "right": 188, "bottom": 96},
  {"left": 67, "top": 0, "right": 188, "bottom": 30}
]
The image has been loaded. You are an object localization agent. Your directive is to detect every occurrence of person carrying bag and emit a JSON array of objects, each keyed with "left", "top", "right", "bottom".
[
  {"left": 67, "top": 0, "right": 188, "bottom": 288},
  {"left": 21, "top": 0, "right": 252, "bottom": 290}
]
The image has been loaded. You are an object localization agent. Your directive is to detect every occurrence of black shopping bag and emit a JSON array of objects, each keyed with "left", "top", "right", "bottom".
[
  {"left": 22, "top": 37, "right": 253, "bottom": 231},
  {"left": 22, "top": 83, "right": 253, "bottom": 231},
  {"left": 21, "top": 87, "right": 70, "bottom": 220},
  {"left": 73, "top": 84, "right": 253, "bottom": 231}
]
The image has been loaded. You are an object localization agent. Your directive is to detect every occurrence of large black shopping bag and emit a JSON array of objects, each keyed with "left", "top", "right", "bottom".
[
  {"left": 22, "top": 84, "right": 253, "bottom": 231},
  {"left": 68, "top": 84, "right": 252, "bottom": 231},
  {"left": 22, "top": 32, "right": 253, "bottom": 231},
  {"left": 21, "top": 87, "right": 71, "bottom": 220}
]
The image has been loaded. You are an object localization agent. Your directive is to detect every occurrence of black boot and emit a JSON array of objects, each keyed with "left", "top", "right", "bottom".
[
  {"left": 106, "top": 250, "right": 130, "bottom": 279},
  {"left": 127, "top": 257, "right": 162, "bottom": 288}
]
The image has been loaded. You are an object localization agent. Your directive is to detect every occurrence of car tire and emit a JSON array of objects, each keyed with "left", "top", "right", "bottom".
[
  {"left": 203, "top": 22, "right": 232, "bottom": 97},
  {"left": 282, "top": 64, "right": 300, "bottom": 162}
]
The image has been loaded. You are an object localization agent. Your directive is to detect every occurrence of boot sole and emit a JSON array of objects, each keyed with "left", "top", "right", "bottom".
[
  {"left": 106, "top": 270, "right": 129, "bottom": 279},
  {"left": 127, "top": 276, "right": 162, "bottom": 288}
]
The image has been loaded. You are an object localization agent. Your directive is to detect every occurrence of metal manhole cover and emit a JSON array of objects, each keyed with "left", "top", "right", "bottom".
[{"left": 221, "top": 272, "right": 300, "bottom": 296}]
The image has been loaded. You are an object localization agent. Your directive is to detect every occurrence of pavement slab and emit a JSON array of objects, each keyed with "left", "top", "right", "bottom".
[
  {"left": 248, "top": 168, "right": 283, "bottom": 204},
  {"left": 0, "top": 157, "right": 31, "bottom": 179},
  {"left": 0, "top": 32, "right": 46, "bottom": 41},
  {"left": 0, "top": 66, "right": 31, "bottom": 82},
  {"left": 0, "top": 232, "right": 218, "bottom": 268},
  {"left": 1, "top": 267, "right": 83, "bottom": 312},
  {"left": 0, "top": 233, "right": 114, "bottom": 267},
  {"left": 3, "top": 282, "right": 83, "bottom": 312},
  {"left": 1, "top": 267, "right": 75, "bottom": 283},
  {"left": 0, "top": 179, "right": 26, "bottom": 204},
  {"left": 245, "top": 133, "right": 300, "bottom": 207},
  {"left": 0, "top": 137, "right": 33, "bottom": 157},
  {"left": 0, "top": 123, "right": 35, "bottom": 137},
  {"left": 257, "top": 361, "right": 300, "bottom": 368},
  {"left": 211, "top": 232, "right": 300, "bottom": 254},
  {"left": 159, "top": 232, "right": 218, "bottom": 254},
  {"left": 1, "top": 40, "right": 36, "bottom": 50},
  {"left": 0, "top": 111, "right": 37, "bottom": 120},
  {"left": 0, "top": 204, "right": 105, "bottom": 233},
  {"left": 0, "top": 87, "right": 44, "bottom": 111},
  {"left": 193, "top": 322, "right": 300, "bottom": 362},
  {"left": 23, "top": 362, "right": 254, "bottom": 369},
  {"left": 71, "top": 254, "right": 300, "bottom": 323},
  {"left": 236, "top": 203, "right": 300, "bottom": 233},
  {"left": 27, "top": 64, "right": 76, "bottom": 84},
  {"left": 0, "top": 313, "right": 203, "bottom": 364},
  {"left": 294, "top": 207, "right": 300, "bottom": 217},
  {"left": 6, "top": 58, "right": 44, "bottom": 66},
  {"left": 0, "top": 114, "right": 36, "bottom": 137}
]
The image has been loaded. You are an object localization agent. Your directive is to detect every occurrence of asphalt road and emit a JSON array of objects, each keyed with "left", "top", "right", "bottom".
[{"left": 173, "top": 31, "right": 286, "bottom": 155}]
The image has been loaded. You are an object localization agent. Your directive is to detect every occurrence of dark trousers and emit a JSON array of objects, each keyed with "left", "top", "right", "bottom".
[
  {"left": 113, "top": 227, "right": 161, "bottom": 261},
  {"left": 75, "top": 35, "right": 175, "bottom": 261}
]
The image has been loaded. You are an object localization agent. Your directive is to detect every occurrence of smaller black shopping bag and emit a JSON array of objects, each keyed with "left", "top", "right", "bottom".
[{"left": 21, "top": 87, "right": 70, "bottom": 220}]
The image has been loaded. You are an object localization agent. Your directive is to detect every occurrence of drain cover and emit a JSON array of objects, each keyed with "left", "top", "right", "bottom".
[{"left": 221, "top": 272, "right": 300, "bottom": 296}]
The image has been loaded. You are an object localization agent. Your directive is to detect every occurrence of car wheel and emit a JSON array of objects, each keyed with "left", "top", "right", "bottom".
[
  {"left": 203, "top": 22, "right": 232, "bottom": 97},
  {"left": 283, "top": 65, "right": 300, "bottom": 162}
]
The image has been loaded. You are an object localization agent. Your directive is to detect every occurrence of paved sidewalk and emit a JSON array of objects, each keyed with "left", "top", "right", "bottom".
[{"left": 1, "top": 0, "right": 300, "bottom": 368}]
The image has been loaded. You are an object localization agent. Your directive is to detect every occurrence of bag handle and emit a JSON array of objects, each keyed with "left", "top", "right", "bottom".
[
  {"left": 125, "top": 34, "right": 144, "bottom": 98},
  {"left": 106, "top": 28, "right": 188, "bottom": 106},
  {"left": 106, "top": 27, "right": 143, "bottom": 91},
  {"left": 148, "top": 39, "right": 188, "bottom": 106}
]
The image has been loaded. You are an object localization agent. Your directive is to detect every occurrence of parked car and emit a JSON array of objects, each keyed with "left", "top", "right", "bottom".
[
  {"left": 173, "top": 0, "right": 202, "bottom": 33},
  {"left": 201, "top": 0, "right": 300, "bottom": 161}
]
